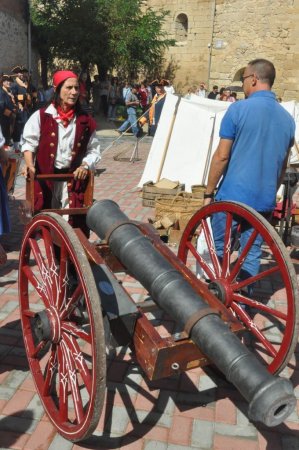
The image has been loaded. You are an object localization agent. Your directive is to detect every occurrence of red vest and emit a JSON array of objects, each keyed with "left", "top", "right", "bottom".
[{"left": 33, "top": 108, "right": 96, "bottom": 233}]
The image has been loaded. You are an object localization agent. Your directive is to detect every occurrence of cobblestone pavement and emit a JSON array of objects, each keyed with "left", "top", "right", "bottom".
[{"left": 0, "top": 131, "right": 299, "bottom": 449}]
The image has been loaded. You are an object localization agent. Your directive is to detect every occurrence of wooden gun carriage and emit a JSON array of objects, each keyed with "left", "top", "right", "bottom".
[{"left": 18, "top": 172, "right": 299, "bottom": 441}]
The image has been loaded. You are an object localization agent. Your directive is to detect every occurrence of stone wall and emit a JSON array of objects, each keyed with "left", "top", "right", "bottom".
[
  {"left": 145, "top": 0, "right": 299, "bottom": 100},
  {"left": 0, "top": 0, "right": 38, "bottom": 81}
]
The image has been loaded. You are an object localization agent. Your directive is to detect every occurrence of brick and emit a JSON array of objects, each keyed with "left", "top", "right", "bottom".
[
  {"left": 215, "top": 397, "right": 237, "bottom": 424},
  {"left": 168, "top": 415, "right": 193, "bottom": 446},
  {"left": 23, "top": 421, "right": 56, "bottom": 450},
  {"left": 2, "top": 389, "right": 35, "bottom": 416},
  {"left": 192, "top": 419, "right": 214, "bottom": 448},
  {"left": 214, "top": 434, "right": 258, "bottom": 450}
]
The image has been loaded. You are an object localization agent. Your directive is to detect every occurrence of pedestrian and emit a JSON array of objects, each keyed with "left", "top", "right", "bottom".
[
  {"left": 10, "top": 65, "right": 32, "bottom": 152},
  {"left": 0, "top": 125, "right": 10, "bottom": 265},
  {"left": 117, "top": 84, "right": 141, "bottom": 137},
  {"left": 207, "top": 85, "right": 219, "bottom": 99},
  {"left": 139, "top": 79, "right": 167, "bottom": 137},
  {"left": 21, "top": 70, "right": 101, "bottom": 234},
  {"left": 164, "top": 80, "right": 175, "bottom": 95},
  {"left": 204, "top": 58, "right": 295, "bottom": 294},
  {"left": 195, "top": 82, "right": 207, "bottom": 98},
  {"left": 0, "top": 75, "right": 16, "bottom": 148}
]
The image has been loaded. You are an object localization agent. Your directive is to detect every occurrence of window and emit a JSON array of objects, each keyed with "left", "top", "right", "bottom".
[{"left": 175, "top": 13, "right": 188, "bottom": 41}]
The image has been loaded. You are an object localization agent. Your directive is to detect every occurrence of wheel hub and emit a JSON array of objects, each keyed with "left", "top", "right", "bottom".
[
  {"left": 34, "top": 308, "right": 61, "bottom": 343},
  {"left": 208, "top": 280, "right": 228, "bottom": 305}
]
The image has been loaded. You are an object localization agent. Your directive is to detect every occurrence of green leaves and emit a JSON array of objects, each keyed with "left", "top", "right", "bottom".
[{"left": 30, "top": 0, "right": 175, "bottom": 78}]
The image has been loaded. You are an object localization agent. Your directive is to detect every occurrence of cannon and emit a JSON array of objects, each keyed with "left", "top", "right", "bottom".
[{"left": 18, "top": 196, "right": 299, "bottom": 442}]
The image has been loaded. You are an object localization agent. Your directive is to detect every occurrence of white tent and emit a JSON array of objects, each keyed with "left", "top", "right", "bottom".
[{"left": 138, "top": 94, "right": 299, "bottom": 192}]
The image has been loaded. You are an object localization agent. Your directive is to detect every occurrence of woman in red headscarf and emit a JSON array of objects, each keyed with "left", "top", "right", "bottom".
[{"left": 21, "top": 70, "right": 101, "bottom": 230}]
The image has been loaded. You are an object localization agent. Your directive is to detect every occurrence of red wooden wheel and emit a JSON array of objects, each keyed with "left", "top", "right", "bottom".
[
  {"left": 178, "top": 201, "right": 299, "bottom": 375},
  {"left": 18, "top": 213, "right": 106, "bottom": 442}
]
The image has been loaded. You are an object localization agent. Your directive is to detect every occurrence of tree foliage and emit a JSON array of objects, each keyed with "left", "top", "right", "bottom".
[{"left": 30, "top": 0, "right": 175, "bottom": 80}]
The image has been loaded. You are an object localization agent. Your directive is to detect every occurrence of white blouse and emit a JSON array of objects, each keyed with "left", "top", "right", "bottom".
[{"left": 21, "top": 104, "right": 101, "bottom": 170}]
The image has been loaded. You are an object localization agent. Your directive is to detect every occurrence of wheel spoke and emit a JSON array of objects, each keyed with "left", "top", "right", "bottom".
[
  {"left": 62, "top": 321, "right": 92, "bottom": 344},
  {"left": 232, "top": 292, "right": 288, "bottom": 321},
  {"left": 57, "top": 344, "right": 68, "bottom": 422},
  {"left": 228, "top": 228, "right": 259, "bottom": 282},
  {"left": 61, "top": 339, "right": 84, "bottom": 424},
  {"left": 57, "top": 243, "right": 68, "bottom": 310},
  {"left": 221, "top": 212, "right": 233, "bottom": 278},
  {"left": 42, "top": 348, "right": 58, "bottom": 396},
  {"left": 41, "top": 226, "right": 60, "bottom": 305},
  {"left": 29, "top": 339, "right": 47, "bottom": 358},
  {"left": 231, "top": 264, "right": 280, "bottom": 292},
  {"left": 233, "top": 303, "right": 277, "bottom": 357},
  {"left": 22, "top": 265, "right": 50, "bottom": 308},
  {"left": 60, "top": 284, "right": 83, "bottom": 320},
  {"left": 28, "top": 237, "right": 53, "bottom": 303},
  {"left": 63, "top": 333, "right": 93, "bottom": 396},
  {"left": 186, "top": 241, "right": 216, "bottom": 280},
  {"left": 202, "top": 218, "right": 221, "bottom": 277}
]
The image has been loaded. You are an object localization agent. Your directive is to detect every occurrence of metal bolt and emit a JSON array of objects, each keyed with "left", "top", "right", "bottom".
[{"left": 171, "top": 362, "right": 180, "bottom": 371}]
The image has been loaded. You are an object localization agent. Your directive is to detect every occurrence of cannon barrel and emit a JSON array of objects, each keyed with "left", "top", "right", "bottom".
[{"left": 87, "top": 200, "right": 296, "bottom": 427}]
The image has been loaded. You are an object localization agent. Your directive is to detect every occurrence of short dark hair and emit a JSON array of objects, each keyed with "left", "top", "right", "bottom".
[
  {"left": 248, "top": 58, "right": 276, "bottom": 87},
  {"left": 213, "top": 85, "right": 218, "bottom": 90}
]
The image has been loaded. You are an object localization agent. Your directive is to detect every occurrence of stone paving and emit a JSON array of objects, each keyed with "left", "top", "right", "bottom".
[{"left": 0, "top": 129, "right": 299, "bottom": 449}]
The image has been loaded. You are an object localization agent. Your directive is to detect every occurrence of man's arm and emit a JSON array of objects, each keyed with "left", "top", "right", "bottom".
[
  {"left": 204, "top": 138, "right": 233, "bottom": 205},
  {"left": 277, "top": 148, "right": 291, "bottom": 190}
]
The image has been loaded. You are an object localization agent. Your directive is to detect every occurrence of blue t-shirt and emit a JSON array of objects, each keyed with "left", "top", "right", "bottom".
[{"left": 215, "top": 91, "right": 295, "bottom": 211}]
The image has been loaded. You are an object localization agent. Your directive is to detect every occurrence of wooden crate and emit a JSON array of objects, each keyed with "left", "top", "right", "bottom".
[{"left": 142, "top": 181, "right": 185, "bottom": 208}]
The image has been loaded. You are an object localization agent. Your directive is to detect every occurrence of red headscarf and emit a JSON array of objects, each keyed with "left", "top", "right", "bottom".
[{"left": 53, "top": 70, "right": 78, "bottom": 89}]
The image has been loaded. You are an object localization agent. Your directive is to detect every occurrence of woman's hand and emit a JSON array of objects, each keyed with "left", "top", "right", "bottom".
[{"left": 73, "top": 165, "right": 88, "bottom": 180}]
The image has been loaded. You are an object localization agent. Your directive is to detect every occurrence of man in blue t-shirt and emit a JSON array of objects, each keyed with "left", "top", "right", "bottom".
[{"left": 203, "top": 58, "right": 295, "bottom": 288}]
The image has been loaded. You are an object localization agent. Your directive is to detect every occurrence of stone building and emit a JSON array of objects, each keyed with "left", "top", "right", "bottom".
[
  {"left": 0, "top": 0, "right": 38, "bottom": 79},
  {"left": 144, "top": 0, "right": 299, "bottom": 100}
]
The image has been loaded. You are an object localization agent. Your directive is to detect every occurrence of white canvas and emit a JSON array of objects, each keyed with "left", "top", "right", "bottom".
[
  {"left": 138, "top": 94, "right": 180, "bottom": 187},
  {"left": 160, "top": 98, "right": 216, "bottom": 191}
]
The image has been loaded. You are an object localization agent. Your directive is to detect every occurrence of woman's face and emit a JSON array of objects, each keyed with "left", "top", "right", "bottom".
[{"left": 60, "top": 78, "right": 79, "bottom": 107}]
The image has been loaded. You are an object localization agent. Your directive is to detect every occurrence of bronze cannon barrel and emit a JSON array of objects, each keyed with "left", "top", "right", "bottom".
[{"left": 87, "top": 199, "right": 296, "bottom": 427}]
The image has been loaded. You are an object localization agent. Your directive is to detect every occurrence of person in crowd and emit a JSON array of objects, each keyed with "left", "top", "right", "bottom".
[
  {"left": 230, "top": 91, "right": 238, "bottom": 101},
  {"left": 91, "top": 74, "right": 101, "bottom": 114},
  {"left": 164, "top": 79, "right": 175, "bottom": 95},
  {"left": 107, "top": 77, "right": 120, "bottom": 121},
  {"left": 0, "top": 125, "right": 10, "bottom": 265},
  {"left": 144, "top": 79, "right": 152, "bottom": 105},
  {"left": 21, "top": 70, "right": 101, "bottom": 233},
  {"left": 24, "top": 68, "right": 38, "bottom": 113},
  {"left": 0, "top": 75, "right": 16, "bottom": 148},
  {"left": 99, "top": 75, "right": 110, "bottom": 117},
  {"left": 10, "top": 65, "right": 33, "bottom": 151},
  {"left": 139, "top": 81, "right": 148, "bottom": 113},
  {"left": 196, "top": 82, "right": 207, "bottom": 98},
  {"left": 184, "top": 86, "right": 196, "bottom": 99},
  {"left": 219, "top": 87, "right": 235, "bottom": 102},
  {"left": 203, "top": 58, "right": 295, "bottom": 296},
  {"left": 208, "top": 85, "right": 219, "bottom": 99},
  {"left": 117, "top": 84, "right": 141, "bottom": 137},
  {"left": 139, "top": 79, "right": 167, "bottom": 137},
  {"left": 78, "top": 71, "right": 89, "bottom": 108},
  {"left": 122, "top": 80, "right": 131, "bottom": 105}
]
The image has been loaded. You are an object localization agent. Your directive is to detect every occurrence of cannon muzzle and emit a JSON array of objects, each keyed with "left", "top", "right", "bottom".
[{"left": 87, "top": 200, "right": 296, "bottom": 427}]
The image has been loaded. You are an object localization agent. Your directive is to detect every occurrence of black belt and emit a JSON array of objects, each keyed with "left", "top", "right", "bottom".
[{"left": 54, "top": 167, "right": 70, "bottom": 174}]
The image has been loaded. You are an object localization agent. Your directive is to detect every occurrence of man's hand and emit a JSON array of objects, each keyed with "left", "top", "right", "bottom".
[{"left": 73, "top": 165, "right": 88, "bottom": 180}]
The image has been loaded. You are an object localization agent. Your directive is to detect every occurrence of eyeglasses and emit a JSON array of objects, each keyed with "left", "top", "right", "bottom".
[{"left": 241, "top": 74, "right": 254, "bottom": 83}]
